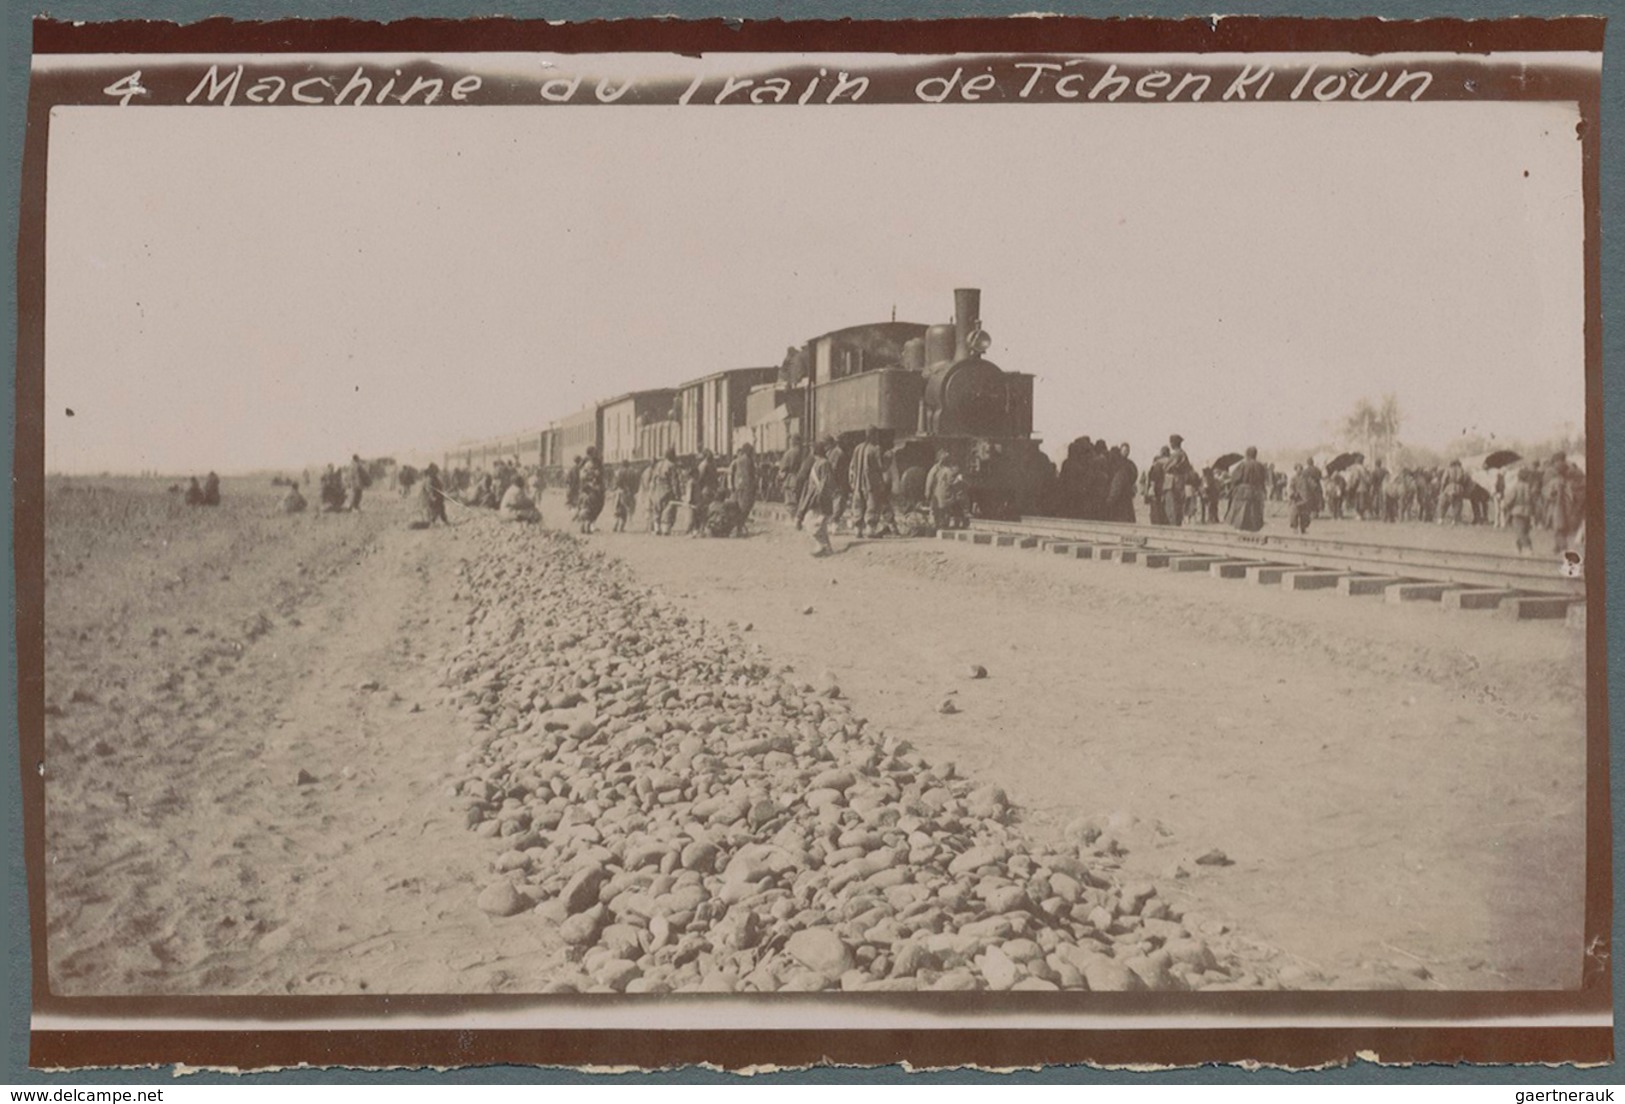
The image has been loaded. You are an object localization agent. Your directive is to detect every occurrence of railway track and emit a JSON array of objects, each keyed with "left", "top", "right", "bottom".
[{"left": 947, "top": 515, "right": 1586, "bottom": 625}]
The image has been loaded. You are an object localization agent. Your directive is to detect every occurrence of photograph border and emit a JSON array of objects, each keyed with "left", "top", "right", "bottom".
[{"left": 6, "top": 3, "right": 1620, "bottom": 1080}]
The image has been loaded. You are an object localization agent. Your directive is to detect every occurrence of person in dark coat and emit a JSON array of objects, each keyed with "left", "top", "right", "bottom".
[
  {"left": 612, "top": 462, "right": 640, "bottom": 532},
  {"left": 417, "top": 463, "right": 450, "bottom": 527},
  {"left": 1107, "top": 443, "right": 1138, "bottom": 523},
  {"left": 1146, "top": 447, "right": 1170, "bottom": 525},
  {"left": 684, "top": 449, "right": 717, "bottom": 536},
  {"left": 566, "top": 455, "right": 585, "bottom": 512},
  {"left": 1200, "top": 467, "right": 1222, "bottom": 524},
  {"left": 184, "top": 477, "right": 205, "bottom": 506},
  {"left": 1057, "top": 437, "right": 1091, "bottom": 519},
  {"left": 1080, "top": 440, "right": 1112, "bottom": 521},
  {"left": 825, "top": 437, "right": 848, "bottom": 527},
  {"left": 344, "top": 455, "right": 366, "bottom": 511},
  {"left": 576, "top": 447, "right": 605, "bottom": 534},
  {"left": 201, "top": 471, "right": 222, "bottom": 506},
  {"left": 730, "top": 444, "right": 757, "bottom": 525},
  {"left": 1226, "top": 447, "right": 1268, "bottom": 532}
]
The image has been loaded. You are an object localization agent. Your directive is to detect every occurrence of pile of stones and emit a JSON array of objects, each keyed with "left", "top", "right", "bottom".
[{"left": 441, "top": 525, "right": 1282, "bottom": 993}]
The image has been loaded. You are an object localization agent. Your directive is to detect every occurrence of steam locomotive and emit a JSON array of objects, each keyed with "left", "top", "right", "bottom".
[{"left": 441, "top": 287, "right": 1046, "bottom": 518}]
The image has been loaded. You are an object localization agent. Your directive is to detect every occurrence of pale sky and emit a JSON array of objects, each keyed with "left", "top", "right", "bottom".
[{"left": 44, "top": 97, "right": 1586, "bottom": 474}]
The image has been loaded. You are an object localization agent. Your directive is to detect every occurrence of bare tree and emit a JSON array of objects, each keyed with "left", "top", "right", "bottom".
[{"left": 1341, "top": 394, "right": 1404, "bottom": 463}]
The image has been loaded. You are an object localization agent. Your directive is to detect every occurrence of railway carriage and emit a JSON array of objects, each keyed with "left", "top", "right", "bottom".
[
  {"left": 601, "top": 389, "right": 677, "bottom": 465},
  {"left": 444, "top": 430, "right": 548, "bottom": 475},
  {"left": 745, "top": 382, "right": 803, "bottom": 456},
  {"left": 672, "top": 367, "right": 779, "bottom": 458}
]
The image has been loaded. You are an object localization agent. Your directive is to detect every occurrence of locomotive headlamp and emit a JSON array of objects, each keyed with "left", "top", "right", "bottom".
[{"left": 968, "top": 329, "right": 993, "bottom": 355}]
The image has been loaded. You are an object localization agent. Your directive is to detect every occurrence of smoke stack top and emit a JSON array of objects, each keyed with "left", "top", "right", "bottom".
[{"left": 953, "top": 287, "right": 981, "bottom": 362}]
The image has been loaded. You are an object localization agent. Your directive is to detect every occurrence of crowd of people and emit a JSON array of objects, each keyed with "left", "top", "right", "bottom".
[
  {"left": 386, "top": 427, "right": 1586, "bottom": 562},
  {"left": 776, "top": 430, "right": 972, "bottom": 556},
  {"left": 1048, "top": 432, "right": 1586, "bottom": 556},
  {"left": 281, "top": 454, "right": 371, "bottom": 515},
  {"left": 415, "top": 428, "right": 978, "bottom": 558}
]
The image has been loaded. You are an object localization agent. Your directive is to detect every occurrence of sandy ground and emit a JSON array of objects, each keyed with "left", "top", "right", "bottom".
[
  {"left": 40, "top": 478, "right": 1587, "bottom": 994},
  {"left": 44, "top": 479, "right": 561, "bottom": 994}
]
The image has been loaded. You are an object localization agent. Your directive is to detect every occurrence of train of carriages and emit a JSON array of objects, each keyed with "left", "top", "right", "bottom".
[{"left": 439, "top": 288, "right": 1048, "bottom": 518}]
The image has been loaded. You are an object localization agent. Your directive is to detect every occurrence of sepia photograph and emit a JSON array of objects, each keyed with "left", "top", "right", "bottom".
[{"left": 14, "top": 15, "right": 1609, "bottom": 1071}]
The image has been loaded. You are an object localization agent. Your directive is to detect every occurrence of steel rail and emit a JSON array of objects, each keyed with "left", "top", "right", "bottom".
[{"left": 968, "top": 516, "right": 1584, "bottom": 596}]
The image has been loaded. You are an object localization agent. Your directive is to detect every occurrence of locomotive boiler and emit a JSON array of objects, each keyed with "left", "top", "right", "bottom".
[{"left": 796, "top": 288, "right": 1043, "bottom": 517}]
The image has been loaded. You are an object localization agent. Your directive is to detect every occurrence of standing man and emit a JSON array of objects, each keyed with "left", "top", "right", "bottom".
[
  {"left": 1304, "top": 457, "right": 1324, "bottom": 517},
  {"left": 1288, "top": 462, "right": 1315, "bottom": 533},
  {"left": 825, "top": 436, "right": 849, "bottom": 529},
  {"left": 1504, "top": 467, "right": 1535, "bottom": 554},
  {"left": 1146, "top": 446, "right": 1170, "bottom": 525},
  {"left": 1548, "top": 453, "right": 1585, "bottom": 555},
  {"left": 1439, "top": 459, "right": 1467, "bottom": 525},
  {"left": 1226, "top": 446, "right": 1268, "bottom": 532},
  {"left": 848, "top": 427, "right": 887, "bottom": 538},
  {"left": 1163, "top": 435, "right": 1192, "bottom": 526},
  {"left": 801, "top": 439, "right": 836, "bottom": 557},
  {"left": 689, "top": 449, "right": 719, "bottom": 535},
  {"left": 566, "top": 455, "right": 584, "bottom": 514},
  {"left": 1108, "top": 443, "right": 1138, "bottom": 522},
  {"left": 1327, "top": 471, "right": 1345, "bottom": 520},
  {"left": 417, "top": 463, "right": 450, "bottom": 527},
  {"left": 1200, "top": 467, "right": 1222, "bottom": 524},
  {"left": 651, "top": 447, "right": 680, "bottom": 535},
  {"left": 343, "top": 456, "right": 366, "bottom": 512},
  {"left": 730, "top": 443, "right": 757, "bottom": 531},
  {"left": 612, "top": 462, "right": 639, "bottom": 532},
  {"left": 1368, "top": 460, "right": 1389, "bottom": 522},
  {"left": 780, "top": 434, "right": 806, "bottom": 510},
  {"left": 576, "top": 447, "right": 606, "bottom": 534}
]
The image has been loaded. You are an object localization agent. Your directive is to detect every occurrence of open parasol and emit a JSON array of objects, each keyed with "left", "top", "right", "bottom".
[
  {"left": 1211, "top": 452, "right": 1243, "bottom": 471},
  {"left": 1483, "top": 449, "right": 1522, "bottom": 470},
  {"left": 1326, "top": 451, "right": 1364, "bottom": 476}
]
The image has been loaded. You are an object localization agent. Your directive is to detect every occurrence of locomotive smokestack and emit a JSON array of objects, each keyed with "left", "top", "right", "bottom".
[{"left": 953, "top": 288, "right": 981, "bottom": 361}]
